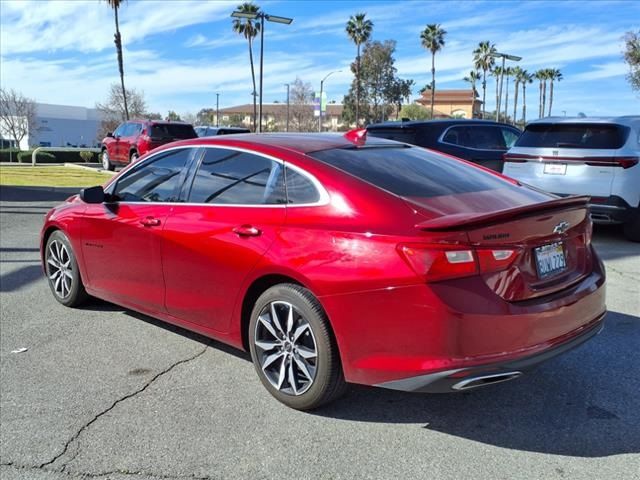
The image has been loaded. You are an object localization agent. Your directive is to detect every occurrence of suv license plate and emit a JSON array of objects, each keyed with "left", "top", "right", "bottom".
[
  {"left": 543, "top": 163, "right": 567, "bottom": 175},
  {"left": 534, "top": 242, "right": 567, "bottom": 279}
]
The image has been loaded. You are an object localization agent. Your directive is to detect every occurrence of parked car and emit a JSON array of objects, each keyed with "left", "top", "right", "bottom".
[
  {"left": 101, "top": 120, "right": 197, "bottom": 171},
  {"left": 503, "top": 116, "right": 640, "bottom": 241},
  {"left": 195, "top": 126, "right": 251, "bottom": 137},
  {"left": 42, "top": 130, "right": 605, "bottom": 410},
  {"left": 367, "top": 119, "right": 521, "bottom": 171}
]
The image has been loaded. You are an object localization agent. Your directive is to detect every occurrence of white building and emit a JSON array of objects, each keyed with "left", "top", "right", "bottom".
[{"left": 0, "top": 102, "right": 104, "bottom": 149}]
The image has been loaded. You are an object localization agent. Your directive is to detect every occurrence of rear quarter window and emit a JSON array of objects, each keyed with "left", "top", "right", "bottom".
[
  {"left": 150, "top": 124, "right": 198, "bottom": 140},
  {"left": 516, "top": 123, "right": 629, "bottom": 149}
]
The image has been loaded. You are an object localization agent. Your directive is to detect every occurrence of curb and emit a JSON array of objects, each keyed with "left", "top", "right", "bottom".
[{"left": 64, "top": 163, "right": 117, "bottom": 175}]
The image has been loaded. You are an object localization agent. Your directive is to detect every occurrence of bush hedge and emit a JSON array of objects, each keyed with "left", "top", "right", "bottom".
[{"left": 0, "top": 149, "right": 101, "bottom": 163}]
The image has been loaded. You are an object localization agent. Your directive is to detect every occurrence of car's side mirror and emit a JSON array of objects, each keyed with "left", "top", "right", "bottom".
[
  {"left": 106, "top": 132, "right": 114, "bottom": 138},
  {"left": 80, "top": 185, "right": 105, "bottom": 204}
]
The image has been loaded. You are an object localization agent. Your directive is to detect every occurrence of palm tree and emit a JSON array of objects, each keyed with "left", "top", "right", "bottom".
[
  {"left": 535, "top": 69, "right": 546, "bottom": 118},
  {"left": 511, "top": 66, "right": 523, "bottom": 125},
  {"left": 521, "top": 70, "right": 534, "bottom": 125},
  {"left": 463, "top": 70, "right": 480, "bottom": 118},
  {"left": 473, "top": 41, "right": 497, "bottom": 119},
  {"left": 346, "top": 13, "right": 373, "bottom": 127},
  {"left": 232, "top": 2, "right": 261, "bottom": 132},
  {"left": 420, "top": 24, "right": 446, "bottom": 119},
  {"left": 105, "top": 0, "right": 129, "bottom": 120},
  {"left": 548, "top": 68, "right": 563, "bottom": 116}
]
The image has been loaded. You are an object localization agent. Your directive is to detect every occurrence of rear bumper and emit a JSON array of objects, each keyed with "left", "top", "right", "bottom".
[
  {"left": 587, "top": 196, "right": 635, "bottom": 224},
  {"left": 376, "top": 313, "right": 605, "bottom": 392}
]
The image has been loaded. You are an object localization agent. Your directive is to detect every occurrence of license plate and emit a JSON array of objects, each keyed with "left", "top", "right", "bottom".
[
  {"left": 543, "top": 163, "right": 567, "bottom": 175},
  {"left": 534, "top": 242, "right": 567, "bottom": 279}
]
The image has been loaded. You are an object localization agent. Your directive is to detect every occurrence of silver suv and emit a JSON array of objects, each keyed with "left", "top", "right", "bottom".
[{"left": 503, "top": 116, "right": 640, "bottom": 241}]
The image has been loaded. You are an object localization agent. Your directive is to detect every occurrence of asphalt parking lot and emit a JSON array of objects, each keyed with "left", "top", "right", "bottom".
[{"left": 1, "top": 186, "right": 639, "bottom": 480}]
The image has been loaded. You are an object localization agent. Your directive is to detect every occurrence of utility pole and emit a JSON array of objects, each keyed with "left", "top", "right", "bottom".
[
  {"left": 284, "top": 83, "right": 290, "bottom": 132},
  {"left": 216, "top": 93, "right": 220, "bottom": 127},
  {"left": 318, "top": 70, "right": 341, "bottom": 132}
]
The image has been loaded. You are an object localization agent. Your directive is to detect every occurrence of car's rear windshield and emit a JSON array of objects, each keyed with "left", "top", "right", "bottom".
[
  {"left": 308, "top": 146, "right": 515, "bottom": 198},
  {"left": 516, "top": 123, "right": 629, "bottom": 149},
  {"left": 367, "top": 128, "right": 417, "bottom": 144},
  {"left": 150, "top": 124, "right": 197, "bottom": 140}
]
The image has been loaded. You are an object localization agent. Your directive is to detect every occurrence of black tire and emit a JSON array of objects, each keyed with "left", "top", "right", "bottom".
[
  {"left": 44, "top": 230, "right": 88, "bottom": 307},
  {"left": 102, "top": 149, "right": 114, "bottom": 171},
  {"left": 623, "top": 208, "right": 640, "bottom": 242},
  {"left": 248, "top": 284, "right": 347, "bottom": 410}
]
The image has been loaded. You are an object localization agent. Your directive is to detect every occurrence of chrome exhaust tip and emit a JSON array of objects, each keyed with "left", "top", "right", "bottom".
[{"left": 452, "top": 371, "right": 523, "bottom": 391}]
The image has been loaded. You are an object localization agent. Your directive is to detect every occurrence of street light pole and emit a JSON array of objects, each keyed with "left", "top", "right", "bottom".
[
  {"left": 216, "top": 93, "right": 220, "bottom": 127},
  {"left": 284, "top": 83, "right": 290, "bottom": 132},
  {"left": 318, "top": 70, "right": 341, "bottom": 132},
  {"left": 491, "top": 52, "right": 522, "bottom": 123},
  {"left": 232, "top": 10, "right": 293, "bottom": 133}
]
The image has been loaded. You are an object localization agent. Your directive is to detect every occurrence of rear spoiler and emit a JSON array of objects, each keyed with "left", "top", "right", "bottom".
[{"left": 415, "top": 196, "right": 591, "bottom": 231}]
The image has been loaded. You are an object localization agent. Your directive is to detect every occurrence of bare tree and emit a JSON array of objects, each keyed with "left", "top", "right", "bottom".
[
  {"left": 290, "top": 77, "right": 315, "bottom": 132},
  {"left": 96, "top": 83, "right": 148, "bottom": 140},
  {"left": 0, "top": 88, "right": 36, "bottom": 150}
]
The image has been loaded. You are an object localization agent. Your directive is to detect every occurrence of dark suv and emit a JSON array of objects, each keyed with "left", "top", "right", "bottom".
[
  {"left": 195, "top": 126, "right": 251, "bottom": 137},
  {"left": 367, "top": 119, "right": 521, "bottom": 172},
  {"left": 101, "top": 120, "right": 197, "bottom": 170}
]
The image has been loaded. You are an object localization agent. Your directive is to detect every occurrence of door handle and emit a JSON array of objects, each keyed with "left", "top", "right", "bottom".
[
  {"left": 140, "top": 216, "right": 161, "bottom": 227},
  {"left": 233, "top": 225, "right": 261, "bottom": 237}
]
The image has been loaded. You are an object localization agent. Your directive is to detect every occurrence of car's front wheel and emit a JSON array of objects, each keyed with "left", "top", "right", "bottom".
[
  {"left": 102, "top": 149, "right": 114, "bottom": 171},
  {"left": 45, "top": 231, "right": 88, "bottom": 307},
  {"left": 248, "top": 284, "right": 347, "bottom": 410}
]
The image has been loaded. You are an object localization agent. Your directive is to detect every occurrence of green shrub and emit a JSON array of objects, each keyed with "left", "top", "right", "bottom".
[
  {"left": 79, "top": 151, "right": 94, "bottom": 163},
  {"left": 0, "top": 149, "right": 100, "bottom": 164}
]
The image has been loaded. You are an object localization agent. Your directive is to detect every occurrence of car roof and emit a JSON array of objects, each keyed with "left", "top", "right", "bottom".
[
  {"left": 527, "top": 116, "right": 640, "bottom": 128},
  {"left": 367, "top": 119, "right": 516, "bottom": 129},
  {"left": 171, "top": 132, "right": 401, "bottom": 154}
]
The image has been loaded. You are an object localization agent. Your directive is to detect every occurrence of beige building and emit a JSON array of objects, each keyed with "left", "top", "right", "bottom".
[
  {"left": 416, "top": 89, "right": 481, "bottom": 119},
  {"left": 218, "top": 103, "right": 346, "bottom": 132}
]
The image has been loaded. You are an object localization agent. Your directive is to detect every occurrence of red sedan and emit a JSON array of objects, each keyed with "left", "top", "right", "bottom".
[{"left": 41, "top": 131, "right": 606, "bottom": 410}]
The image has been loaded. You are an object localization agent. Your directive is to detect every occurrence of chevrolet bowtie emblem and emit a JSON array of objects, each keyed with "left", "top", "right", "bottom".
[{"left": 553, "top": 221, "right": 570, "bottom": 234}]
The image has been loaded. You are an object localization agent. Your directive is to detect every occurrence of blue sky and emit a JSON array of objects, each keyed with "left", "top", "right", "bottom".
[{"left": 1, "top": 0, "right": 639, "bottom": 118}]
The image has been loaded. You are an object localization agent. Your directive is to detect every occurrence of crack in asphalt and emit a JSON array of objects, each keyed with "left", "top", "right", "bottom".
[
  {"left": 37, "top": 345, "right": 209, "bottom": 471},
  {"left": 605, "top": 264, "right": 640, "bottom": 282},
  {"left": 1, "top": 462, "right": 220, "bottom": 479}
]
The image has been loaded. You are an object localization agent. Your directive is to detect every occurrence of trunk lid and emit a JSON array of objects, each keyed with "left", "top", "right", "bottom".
[{"left": 409, "top": 194, "right": 593, "bottom": 301}]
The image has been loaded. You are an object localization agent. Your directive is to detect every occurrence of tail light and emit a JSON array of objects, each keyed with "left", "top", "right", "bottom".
[
  {"left": 585, "top": 156, "right": 639, "bottom": 169},
  {"left": 503, "top": 153, "right": 528, "bottom": 163},
  {"left": 399, "top": 244, "right": 520, "bottom": 282}
]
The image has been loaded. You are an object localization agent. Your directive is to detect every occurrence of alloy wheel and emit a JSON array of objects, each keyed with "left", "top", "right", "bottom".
[
  {"left": 102, "top": 151, "right": 110, "bottom": 170},
  {"left": 254, "top": 301, "right": 318, "bottom": 396},
  {"left": 46, "top": 240, "right": 73, "bottom": 298}
]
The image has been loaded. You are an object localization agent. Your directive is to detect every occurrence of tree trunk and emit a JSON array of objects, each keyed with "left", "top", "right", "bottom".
[
  {"left": 248, "top": 38, "right": 257, "bottom": 132},
  {"left": 481, "top": 69, "right": 487, "bottom": 119},
  {"left": 430, "top": 52, "right": 435, "bottom": 119},
  {"left": 355, "top": 43, "right": 361, "bottom": 127},
  {"left": 542, "top": 81, "right": 547, "bottom": 119},
  {"left": 114, "top": 6, "right": 129, "bottom": 121},
  {"left": 538, "top": 81, "right": 543, "bottom": 118},
  {"left": 548, "top": 81, "right": 554, "bottom": 116},
  {"left": 504, "top": 75, "right": 509, "bottom": 123},
  {"left": 513, "top": 80, "right": 519, "bottom": 126},
  {"left": 523, "top": 84, "right": 527, "bottom": 125}
]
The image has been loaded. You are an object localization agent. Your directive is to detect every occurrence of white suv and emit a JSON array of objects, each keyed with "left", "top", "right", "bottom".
[{"left": 503, "top": 116, "right": 640, "bottom": 241}]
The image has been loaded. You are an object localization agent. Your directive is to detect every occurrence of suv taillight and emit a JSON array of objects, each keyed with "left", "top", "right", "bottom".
[
  {"left": 503, "top": 153, "right": 528, "bottom": 163},
  {"left": 584, "top": 156, "right": 639, "bottom": 169},
  {"left": 398, "top": 244, "right": 520, "bottom": 282}
]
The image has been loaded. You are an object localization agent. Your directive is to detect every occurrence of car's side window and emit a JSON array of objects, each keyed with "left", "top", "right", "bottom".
[
  {"left": 188, "top": 148, "right": 285, "bottom": 205},
  {"left": 113, "top": 123, "right": 126, "bottom": 137},
  {"left": 466, "top": 126, "right": 507, "bottom": 150},
  {"left": 441, "top": 126, "right": 464, "bottom": 146},
  {"left": 501, "top": 128, "right": 519, "bottom": 148},
  {"left": 285, "top": 167, "right": 320, "bottom": 204},
  {"left": 113, "top": 148, "right": 193, "bottom": 203}
]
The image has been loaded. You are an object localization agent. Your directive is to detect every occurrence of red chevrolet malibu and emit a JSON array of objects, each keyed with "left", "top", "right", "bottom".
[{"left": 41, "top": 131, "right": 606, "bottom": 410}]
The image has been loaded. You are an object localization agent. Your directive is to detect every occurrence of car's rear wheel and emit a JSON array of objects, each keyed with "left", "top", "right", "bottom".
[
  {"left": 623, "top": 207, "right": 640, "bottom": 242},
  {"left": 102, "top": 149, "right": 114, "bottom": 171},
  {"left": 45, "top": 231, "right": 88, "bottom": 307},
  {"left": 130, "top": 150, "right": 139, "bottom": 162},
  {"left": 248, "top": 284, "right": 347, "bottom": 410}
]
